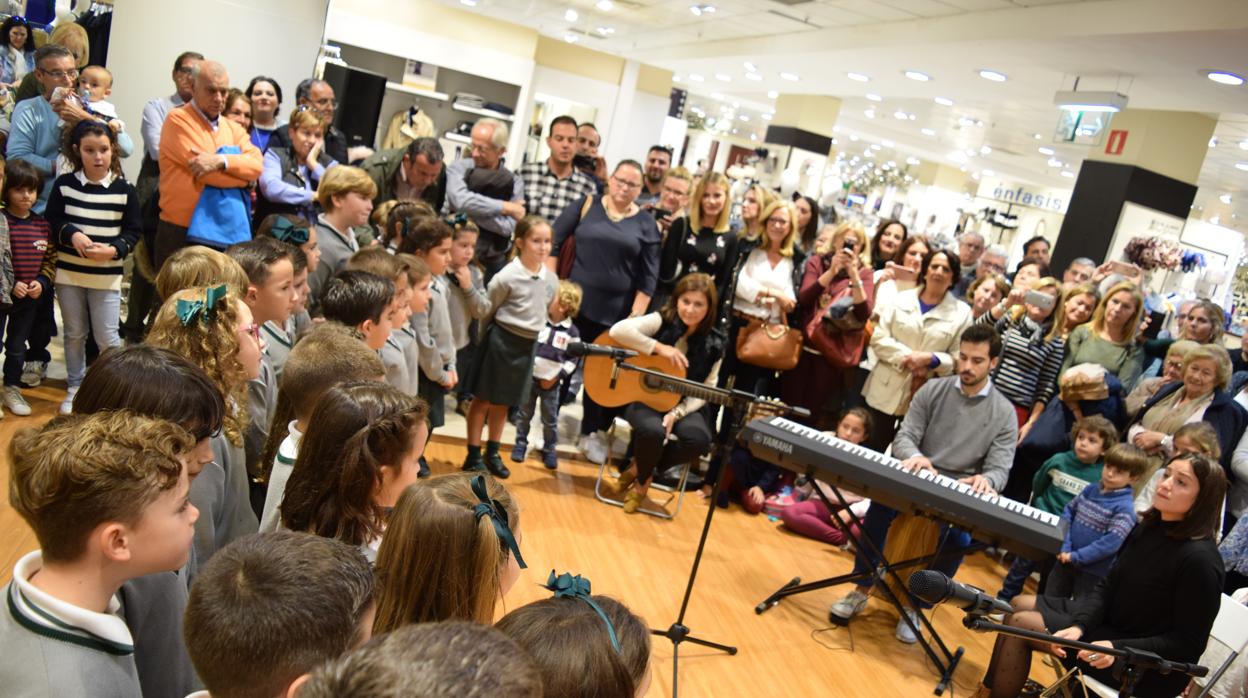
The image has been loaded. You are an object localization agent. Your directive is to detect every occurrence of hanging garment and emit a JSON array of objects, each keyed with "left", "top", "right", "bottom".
[{"left": 381, "top": 106, "right": 435, "bottom": 150}]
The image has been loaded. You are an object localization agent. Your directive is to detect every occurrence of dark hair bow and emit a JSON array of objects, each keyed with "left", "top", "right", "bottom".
[
  {"left": 444, "top": 213, "right": 468, "bottom": 228},
  {"left": 471, "top": 475, "right": 526, "bottom": 569},
  {"left": 269, "top": 217, "right": 310, "bottom": 246},
  {"left": 543, "top": 571, "right": 620, "bottom": 653},
  {"left": 175, "top": 284, "right": 228, "bottom": 326}
]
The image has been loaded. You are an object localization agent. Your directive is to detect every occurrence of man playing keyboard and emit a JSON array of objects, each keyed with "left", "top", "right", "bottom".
[{"left": 829, "top": 323, "right": 1018, "bottom": 643}]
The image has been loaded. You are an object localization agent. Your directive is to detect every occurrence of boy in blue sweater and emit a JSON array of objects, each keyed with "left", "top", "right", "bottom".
[
  {"left": 1048, "top": 442, "right": 1152, "bottom": 601},
  {"left": 997, "top": 415, "right": 1119, "bottom": 602}
]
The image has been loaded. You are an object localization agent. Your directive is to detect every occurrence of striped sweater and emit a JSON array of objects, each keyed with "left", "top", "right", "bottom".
[
  {"left": 4, "top": 210, "right": 55, "bottom": 290},
  {"left": 977, "top": 311, "right": 1065, "bottom": 410},
  {"left": 44, "top": 172, "right": 141, "bottom": 291}
]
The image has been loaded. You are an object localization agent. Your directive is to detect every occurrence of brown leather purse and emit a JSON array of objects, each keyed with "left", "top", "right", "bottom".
[{"left": 736, "top": 315, "right": 803, "bottom": 370}]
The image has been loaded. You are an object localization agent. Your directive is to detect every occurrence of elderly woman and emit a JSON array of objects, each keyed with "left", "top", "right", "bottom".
[
  {"left": 1061, "top": 281, "right": 1146, "bottom": 392},
  {"left": 862, "top": 248, "right": 972, "bottom": 451},
  {"left": 968, "top": 273, "right": 1009, "bottom": 320},
  {"left": 782, "top": 220, "right": 873, "bottom": 426},
  {"left": 256, "top": 107, "right": 336, "bottom": 224},
  {"left": 552, "top": 159, "right": 661, "bottom": 465},
  {"left": 1125, "top": 340, "right": 1198, "bottom": 418},
  {"left": 0, "top": 15, "right": 35, "bottom": 88}
]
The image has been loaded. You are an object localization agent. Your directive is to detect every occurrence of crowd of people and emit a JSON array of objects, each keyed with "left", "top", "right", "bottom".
[{"left": 0, "top": 37, "right": 1244, "bottom": 698}]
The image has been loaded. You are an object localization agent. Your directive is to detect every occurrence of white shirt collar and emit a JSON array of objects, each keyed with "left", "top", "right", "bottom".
[
  {"left": 74, "top": 169, "right": 118, "bottom": 188},
  {"left": 11, "top": 550, "right": 134, "bottom": 650}
]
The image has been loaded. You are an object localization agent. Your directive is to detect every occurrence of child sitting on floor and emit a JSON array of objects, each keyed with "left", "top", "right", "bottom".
[{"left": 781, "top": 407, "right": 874, "bottom": 544}]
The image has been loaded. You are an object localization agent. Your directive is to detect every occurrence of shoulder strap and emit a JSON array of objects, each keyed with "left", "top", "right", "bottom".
[{"left": 579, "top": 194, "right": 593, "bottom": 223}]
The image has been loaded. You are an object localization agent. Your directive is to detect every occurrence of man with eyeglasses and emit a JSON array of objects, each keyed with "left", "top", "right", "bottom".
[
  {"left": 516, "top": 115, "right": 594, "bottom": 224},
  {"left": 445, "top": 117, "right": 525, "bottom": 279},
  {"left": 269, "top": 79, "right": 354, "bottom": 165},
  {"left": 636, "top": 145, "right": 672, "bottom": 209}
]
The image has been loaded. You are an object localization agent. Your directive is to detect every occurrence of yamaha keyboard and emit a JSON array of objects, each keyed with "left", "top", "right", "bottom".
[{"left": 744, "top": 416, "right": 1065, "bottom": 561}]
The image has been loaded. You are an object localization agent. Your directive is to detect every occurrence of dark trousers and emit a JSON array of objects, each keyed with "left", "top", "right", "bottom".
[
  {"left": 850, "top": 502, "right": 972, "bottom": 608},
  {"left": 625, "top": 402, "right": 712, "bottom": 484},
  {"left": 121, "top": 270, "right": 158, "bottom": 343},
  {"left": 154, "top": 220, "right": 190, "bottom": 271},
  {"left": 865, "top": 404, "right": 901, "bottom": 453},
  {"left": 1, "top": 296, "right": 40, "bottom": 385},
  {"left": 25, "top": 291, "right": 55, "bottom": 364},
  {"left": 999, "top": 555, "right": 1056, "bottom": 601},
  {"left": 575, "top": 315, "right": 618, "bottom": 436},
  {"left": 475, "top": 231, "right": 511, "bottom": 284},
  {"left": 514, "top": 377, "right": 561, "bottom": 450}
]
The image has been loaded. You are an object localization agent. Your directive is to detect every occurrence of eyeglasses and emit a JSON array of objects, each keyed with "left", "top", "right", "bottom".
[
  {"left": 238, "top": 323, "right": 261, "bottom": 343},
  {"left": 41, "top": 68, "right": 78, "bottom": 80},
  {"left": 765, "top": 216, "right": 790, "bottom": 226},
  {"left": 175, "top": 66, "right": 194, "bottom": 75},
  {"left": 612, "top": 176, "right": 642, "bottom": 190},
  {"left": 309, "top": 98, "right": 337, "bottom": 109}
]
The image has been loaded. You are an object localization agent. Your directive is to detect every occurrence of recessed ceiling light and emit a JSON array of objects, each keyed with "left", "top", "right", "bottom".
[
  {"left": 780, "top": 72, "right": 800, "bottom": 82},
  {"left": 1047, "top": 157, "right": 1063, "bottom": 168},
  {"left": 881, "top": 140, "right": 894, "bottom": 148},
  {"left": 849, "top": 134, "right": 860, "bottom": 142},
  {"left": 766, "top": 90, "right": 779, "bottom": 99},
  {"left": 460, "top": 0, "right": 477, "bottom": 5},
  {"left": 982, "top": 169, "right": 994, "bottom": 177},
  {"left": 688, "top": 73, "right": 704, "bottom": 82},
  {"left": 743, "top": 61, "right": 757, "bottom": 73},
  {"left": 1038, "top": 146, "right": 1055, "bottom": 156},
  {"left": 1060, "top": 170, "right": 1075, "bottom": 178},
  {"left": 978, "top": 69, "right": 1008, "bottom": 82},
  {"left": 966, "top": 148, "right": 978, "bottom": 157},
  {"left": 715, "top": 73, "right": 732, "bottom": 82},
  {"left": 1236, "top": 162, "right": 1248, "bottom": 172},
  {"left": 761, "top": 113, "right": 772, "bottom": 121},
  {"left": 948, "top": 150, "right": 968, "bottom": 163},
  {"left": 672, "top": 75, "right": 682, "bottom": 83},
  {"left": 1239, "top": 140, "right": 1248, "bottom": 150},
  {"left": 1032, "top": 133, "right": 1043, "bottom": 140},
  {"left": 906, "top": 156, "right": 921, "bottom": 166},
  {"left": 739, "top": 114, "right": 749, "bottom": 121},
  {"left": 863, "top": 108, "right": 876, "bottom": 119},
  {"left": 904, "top": 70, "right": 931, "bottom": 82},
  {"left": 563, "top": 32, "right": 578, "bottom": 43},
  {"left": 596, "top": 26, "right": 615, "bottom": 35},
  {"left": 847, "top": 72, "right": 870, "bottom": 82},
  {"left": 980, "top": 145, "right": 992, "bottom": 155},
  {"left": 596, "top": 0, "right": 614, "bottom": 10},
  {"left": 921, "top": 128, "right": 936, "bottom": 136},
  {"left": 745, "top": 72, "right": 762, "bottom": 81},
  {"left": 710, "top": 91, "right": 724, "bottom": 100},
  {"left": 934, "top": 96, "right": 954, "bottom": 106},
  {"left": 564, "top": 8, "right": 578, "bottom": 21},
  {"left": 1206, "top": 70, "right": 1245, "bottom": 86},
  {"left": 869, "top": 143, "right": 882, "bottom": 151},
  {"left": 689, "top": 3, "right": 716, "bottom": 16},
  {"left": 1220, "top": 193, "right": 1233, "bottom": 204},
  {"left": 865, "top": 93, "right": 881, "bottom": 102}
]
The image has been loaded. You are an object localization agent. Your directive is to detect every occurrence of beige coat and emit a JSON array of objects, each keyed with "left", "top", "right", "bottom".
[{"left": 863, "top": 288, "right": 972, "bottom": 416}]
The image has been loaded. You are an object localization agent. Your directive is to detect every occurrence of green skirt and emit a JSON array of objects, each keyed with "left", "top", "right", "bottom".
[{"left": 469, "top": 323, "right": 538, "bottom": 407}]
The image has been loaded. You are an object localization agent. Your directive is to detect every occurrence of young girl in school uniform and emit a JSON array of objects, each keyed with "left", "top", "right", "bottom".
[
  {"left": 462, "top": 216, "right": 558, "bottom": 479},
  {"left": 44, "top": 120, "right": 141, "bottom": 414},
  {"left": 444, "top": 218, "right": 490, "bottom": 414},
  {"left": 279, "top": 380, "right": 429, "bottom": 562}
]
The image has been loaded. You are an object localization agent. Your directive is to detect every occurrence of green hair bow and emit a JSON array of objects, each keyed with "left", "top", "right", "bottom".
[
  {"left": 443, "top": 212, "right": 468, "bottom": 228},
  {"left": 544, "top": 571, "right": 620, "bottom": 653},
  {"left": 471, "top": 475, "right": 527, "bottom": 570},
  {"left": 175, "top": 284, "right": 228, "bottom": 326},
  {"left": 269, "top": 217, "right": 310, "bottom": 246}
]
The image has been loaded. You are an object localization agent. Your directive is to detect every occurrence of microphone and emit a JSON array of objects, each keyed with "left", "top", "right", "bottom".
[
  {"left": 567, "top": 341, "right": 639, "bottom": 360},
  {"left": 908, "top": 570, "right": 1014, "bottom": 616}
]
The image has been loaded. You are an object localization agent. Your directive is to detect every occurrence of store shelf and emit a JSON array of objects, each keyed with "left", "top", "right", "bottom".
[
  {"left": 443, "top": 131, "right": 472, "bottom": 145},
  {"left": 385, "top": 81, "right": 449, "bottom": 101},
  {"left": 452, "top": 102, "right": 514, "bottom": 122}
]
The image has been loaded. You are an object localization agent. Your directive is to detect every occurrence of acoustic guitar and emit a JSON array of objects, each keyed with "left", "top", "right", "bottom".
[{"left": 581, "top": 331, "right": 685, "bottom": 413}]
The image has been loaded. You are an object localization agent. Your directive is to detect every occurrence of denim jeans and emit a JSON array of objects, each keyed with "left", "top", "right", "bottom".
[
  {"left": 58, "top": 285, "right": 121, "bottom": 388},
  {"left": 514, "top": 377, "right": 561, "bottom": 451},
  {"left": 850, "top": 502, "right": 973, "bottom": 608},
  {"left": 1, "top": 296, "right": 41, "bottom": 386}
]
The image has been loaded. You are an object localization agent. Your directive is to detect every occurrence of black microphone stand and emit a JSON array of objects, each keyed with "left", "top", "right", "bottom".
[
  {"left": 963, "top": 615, "right": 1208, "bottom": 697},
  {"left": 606, "top": 358, "right": 809, "bottom": 698}
]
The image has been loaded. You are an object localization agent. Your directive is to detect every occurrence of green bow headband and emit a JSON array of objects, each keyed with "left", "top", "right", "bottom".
[
  {"left": 471, "top": 475, "right": 527, "bottom": 570},
  {"left": 269, "top": 217, "right": 310, "bottom": 246},
  {"left": 175, "top": 284, "right": 228, "bottom": 326},
  {"left": 443, "top": 213, "right": 468, "bottom": 228},
  {"left": 543, "top": 571, "right": 620, "bottom": 653}
]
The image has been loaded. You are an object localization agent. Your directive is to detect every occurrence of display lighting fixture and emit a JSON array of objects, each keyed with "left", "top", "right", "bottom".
[
  {"left": 1240, "top": 140, "right": 1248, "bottom": 150},
  {"left": 715, "top": 73, "right": 732, "bottom": 82},
  {"left": 866, "top": 93, "right": 882, "bottom": 102},
  {"left": 1205, "top": 70, "right": 1245, "bottom": 86},
  {"left": 460, "top": 0, "right": 477, "bottom": 6},
  {"left": 564, "top": 8, "right": 579, "bottom": 21},
  {"left": 760, "top": 113, "right": 772, "bottom": 121},
  {"left": 745, "top": 73, "right": 762, "bottom": 81},
  {"left": 980, "top": 145, "right": 992, "bottom": 155},
  {"left": 596, "top": 26, "right": 615, "bottom": 35},
  {"left": 688, "top": 73, "right": 705, "bottom": 82},
  {"left": 596, "top": 0, "right": 614, "bottom": 10},
  {"left": 1038, "top": 146, "right": 1055, "bottom": 156},
  {"left": 881, "top": 139, "right": 894, "bottom": 148},
  {"left": 864, "top": 108, "right": 876, "bottom": 119},
  {"left": 934, "top": 96, "right": 954, "bottom": 106},
  {"left": 1053, "top": 89, "right": 1128, "bottom": 113},
  {"left": 1060, "top": 170, "right": 1075, "bottom": 179},
  {"left": 1220, "top": 193, "right": 1233, "bottom": 205},
  {"left": 906, "top": 156, "right": 921, "bottom": 166},
  {"left": 1236, "top": 162, "right": 1248, "bottom": 172},
  {"left": 744, "top": 61, "right": 757, "bottom": 73},
  {"left": 904, "top": 70, "right": 931, "bottom": 82},
  {"left": 780, "top": 72, "right": 800, "bottom": 82},
  {"left": 921, "top": 127, "right": 936, "bottom": 136},
  {"left": 847, "top": 72, "right": 870, "bottom": 82},
  {"left": 563, "top": 32, "right": 578, "bottom": 43},
  {"left": 690, "top": 3, "right": 716, "bottom": 16},
  {"left": 978, "top": 69, "right": 1008, "bottom": 82}
]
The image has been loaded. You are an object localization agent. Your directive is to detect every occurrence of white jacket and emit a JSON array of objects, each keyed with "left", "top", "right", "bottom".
[{"left": 863, "top": 288, "right": 972, "bottom": 416}]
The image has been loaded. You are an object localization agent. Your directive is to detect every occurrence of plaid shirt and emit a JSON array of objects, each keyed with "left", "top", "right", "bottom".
[{"left": 516, "top": 160, "right": 596, "bottom": 223}]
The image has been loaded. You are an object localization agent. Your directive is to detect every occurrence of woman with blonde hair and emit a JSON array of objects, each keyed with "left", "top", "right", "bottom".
[
  {"left": 1060, "top": 280, "right": 1146, "bottom": 391},
  {"left": 736, "top": 183, "right": 775, "bottom": 242},
  {"left": 257, "top": 106, "right": 337, "bottom": 224},
  {"left": 653, "top": 171, "right": 738, "bottom": 313}
]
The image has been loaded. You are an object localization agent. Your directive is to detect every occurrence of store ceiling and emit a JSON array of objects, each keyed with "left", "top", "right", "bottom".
[{"left": 443, "top": 0, "right": 1248, "bottom": 232}]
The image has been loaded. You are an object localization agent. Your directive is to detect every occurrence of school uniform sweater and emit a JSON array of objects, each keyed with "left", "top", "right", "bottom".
[
  {"left": 445, "top": 265, "right": 490, "bottom": 350},
  {"left": 44, "top": 171, "right": 141, "bottom": 292},
  {"left": 0, "top": 551, "right": 141, "bottom": 698},
  {"left": 532, "top": 318, "right": 580, "bottom": 381},
  {"left": 1031, "top": 450, "right": 1103, "bottom": 515},
  {"left": 207, "top": 433, "right": 259, "bottom": 554},
  {"left": 487, "top": 258, "right": 558, "bottom": 339},
  {"left": 382, "top": 330, "right": 412, "bottom": 394},
  {"left": 4, "top": 210, "right": 55, "bottom": 291},
  {"left": 310, "top": 217, "right": 359, "bottom": 304},
  {"left": 1061, "top": 482, "right": 1137, "bottom": 577},
  {"left": 261, "top": 318, "right": 295, "bottom": 380},
  {"left": 245, "top": 354, "right": 278, "bottom": 478},
  {"left": 413, "top": 279, "right": 456, "bottom": 383}
]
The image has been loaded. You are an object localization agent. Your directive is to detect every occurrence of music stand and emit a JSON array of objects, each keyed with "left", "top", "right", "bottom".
[{"left": 606, "top": 358, "right": 809, "bottom": 698}]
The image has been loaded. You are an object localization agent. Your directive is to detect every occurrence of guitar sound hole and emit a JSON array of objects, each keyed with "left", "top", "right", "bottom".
[{"left": 641, "top": 375, "right": 664, "bottom": 392}]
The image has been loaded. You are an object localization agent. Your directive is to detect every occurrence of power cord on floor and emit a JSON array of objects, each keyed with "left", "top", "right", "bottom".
[{"left": 810, "top": 622, "right": 854, "bottom": 654}]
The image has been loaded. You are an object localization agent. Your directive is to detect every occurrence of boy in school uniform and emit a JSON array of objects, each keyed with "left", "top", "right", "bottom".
[
  {"left": 0, "top": 411, "right": 199, "bottom": 697},
  {"left": 345, "top": 247, "right": 413, "bottom": 394},
  {"left": 320, "top": 269, "right": 396, "bottom": 353},
  {"left": 512, "top": 280, "right": 583, "bottom": 470},
  {"left": 184, "top": 531, "right": 375, "bottom": 698}
]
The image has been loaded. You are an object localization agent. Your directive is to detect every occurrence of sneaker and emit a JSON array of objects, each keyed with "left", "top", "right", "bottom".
[
  {"left": 895, "top": 608, "right": 920, "bottom": 644},
  {"left": 580, "top": 431, "right": 608, "bottom": 465},
  {"left": 3, "top": 386, "right": 32, "bottom": 416},
  {"left": 542, "top": 448, "right": 558, "bottom": 470},
  {"left": 20, "top": 361, "right": 46, "bottom": 388},
  {"left": 485, "top": 451, "right": 511, "bottom": 479},
  {"left": 59, "top": 386, "right": 78, "bottom": 416},
  {"left": 829, "top": 589, "right": 869, "bottom": 622},
  {"left": 510, "top": 441, "right": 527, "bottom": 463}
]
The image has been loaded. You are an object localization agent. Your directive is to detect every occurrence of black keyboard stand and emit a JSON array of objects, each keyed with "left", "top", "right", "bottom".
[{"left": 756, "top": 474, "right": 976, "bottom": 695}]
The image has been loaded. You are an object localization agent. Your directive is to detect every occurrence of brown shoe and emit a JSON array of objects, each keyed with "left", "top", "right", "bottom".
[
  {"left": 622, "top": 489, "right": 644, "bottom": 514},
  {"left": 616, "top": 468, "right": 637, "bottom": 492}
]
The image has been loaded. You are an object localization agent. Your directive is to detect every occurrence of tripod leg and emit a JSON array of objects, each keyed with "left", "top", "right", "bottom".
[{"left": 681, "top": 634, "right": 740, "bottom": 655}]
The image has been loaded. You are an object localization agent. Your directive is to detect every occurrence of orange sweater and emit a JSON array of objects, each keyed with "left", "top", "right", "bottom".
[{"left": 158, "top": 104, "right": 263, "bottom": 227}]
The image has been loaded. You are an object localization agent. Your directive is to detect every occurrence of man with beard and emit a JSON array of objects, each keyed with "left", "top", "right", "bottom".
[
  {"left": 516, "top": 115, "right": 594, "bottom": 223},
  {"left": 635, "top": 144, "right": 671, "bottom": 209},
  {"left": 828, "top": 323, "right": 1017, "bottom": 644}
]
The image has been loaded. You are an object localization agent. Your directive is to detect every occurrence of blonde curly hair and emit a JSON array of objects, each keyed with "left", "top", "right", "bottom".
[{"left": 147, "top": 287, "right": 250, "bottom": 446}]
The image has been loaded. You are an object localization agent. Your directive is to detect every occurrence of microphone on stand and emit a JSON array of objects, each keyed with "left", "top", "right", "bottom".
[
  {"left": 908, "top": 570, "right": 1015, "bottom": 616},
  {"left": 567, "top": 341, "right": 639, "bottom": 360}
]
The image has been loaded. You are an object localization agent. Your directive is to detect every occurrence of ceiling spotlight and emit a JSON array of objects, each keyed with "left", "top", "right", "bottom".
[
  {"left": 745, "top": 72, "right": 762, "bottom": 81},
  {"left": 743, "top": 61, "right": 757, "bottom": 73},
  {"left": 460, "top": 0, "right": 477, "bottom": 5},
  {"left": 1220, "top": 193, "right": 1233, "bottom": 204},
  {"left": 980, "top": 145, "right": 992, "bottom": 155},
  {"left": 779, "top": 72, "right": 800, "bottom": 82},
  {"left": 921, "top": 127, "right": 936, "bottom": 136},
  {"left": 881, "top": 139, "right": 894, "bottom": 148},
  {"left": 689, "top": 3, "right": 716, "bottom": 16},
  {"left": 849, "top": 134, "right": 860, "bottom": 142},
  {"left": 688, "top": 73, "right": 705, "bottom": 82},
  {"left": 978, "top": 69, "right": 1008, "bottom": 82},
  {"left": 1237, "top": 162, "right": 1248, "bottom": 172},
  {"left": 934, "top": 96, "right": 954, "bottom": 106},
  {"left": 904, "top": 70, "right": 931, "bottom": 82},
  {"left": 715, "top": 73, "right": 732, "bottom": 82},
  {"left": 1210, "top": 136, "right": 1218, "bottom": 148},
  {"left": 1038, "top": 146, "right": 1055, "bottom": 156},
  {"left": 866, "top": 93, "right": 882, "bottom": 102},
  {"left": 869, "top": 144, "right": 882, "bottom": 151},
  {"left": 847, "top": 72, "right": 870, "bottom": 82},
  {"left": 766, "top": 90, "right": 779, "bottom": 99},
  {"left": 1047, "top": 157, "right": 1063, "bottom": 168},
  {"left": 906, "top": 156, "right": 921, "bottom": 166},
  {"left": 564, "top": 8, "right": 578, "bottom": 21},
  {"left": 864, "top": 108, "right": 876, "bottom": 119},
  {"left": 1206, "top": 70, "right": 1245, "bottom": 86},
  {"left": 761, "top": 113, "right": 772, "bottom": 121},
  {"left": 596, "top": 26, "right": 615, "bottom": 35},
  {"left": 563, "top": 32, "right": 578, "bottom": 43},
  {"left": 739, "top": 114, "right": 749, "bottom": 121},
  {"left": 948, "top": 150, "right": 969, "bottom": 164},
  {"left": 672, "top": 75, "right": 682, "bottom": 83},
  {"left": 982, "top": 169, "right": 994, "bottom": 177},
  {"left": 596, "top": 0, "right": 614, "bottom": 10},
  {"left": 1060, "top": 170, "right": 1075, "bottom": 178},
  {"left": 1239, "top": 140, "right": 1248, "bottom": 150},
  {"left": 1033, "top": 133, "right": 1043, "bottom": 140}
]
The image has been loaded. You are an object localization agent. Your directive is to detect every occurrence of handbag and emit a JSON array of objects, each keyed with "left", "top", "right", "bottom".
[
  {"left": 736, "top": 311, "right": 802, "bottom": 371},
  {"left": 556, "top": 194, "right": 594, "bottom": 279},
  {"left": 803, "top": 265, "right": 869, "bottom": 368}
]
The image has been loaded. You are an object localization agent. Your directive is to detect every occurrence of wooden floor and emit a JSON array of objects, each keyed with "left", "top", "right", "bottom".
[{"left": 0, "top": 385, "right": 1049, "bottom": 697}]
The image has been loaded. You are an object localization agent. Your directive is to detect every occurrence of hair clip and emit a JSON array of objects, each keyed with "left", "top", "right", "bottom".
[
  {"left": 269, "top": 217, "right": 310, "bottom": 245},
  {"left": 543, "top": 571, "right": 620, "bottom": 653},
  {"left": 470, "top": 475, "right": 527, "bottom": 569},
  {"left": 175, "top": 284, "right": 228, "bottom": 326},
  {"left": 443, "top": 213, "right": 468, "bottom": 228}
]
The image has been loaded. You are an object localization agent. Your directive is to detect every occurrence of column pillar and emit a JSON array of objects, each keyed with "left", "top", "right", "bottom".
[{"left": 765, "top": 95, "right": 841, "bottom": 196}]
